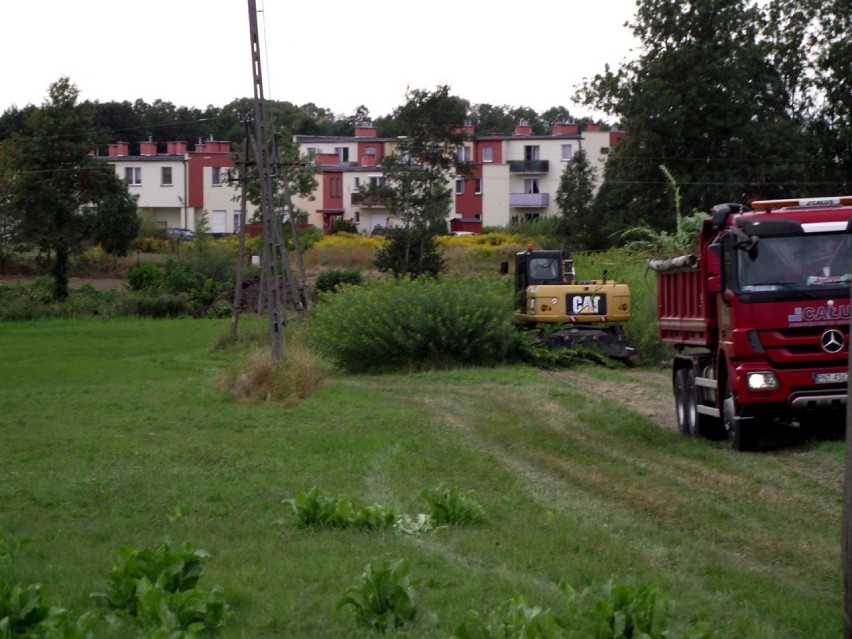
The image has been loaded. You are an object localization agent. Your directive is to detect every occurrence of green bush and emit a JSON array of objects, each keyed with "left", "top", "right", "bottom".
[
  {"left": 126, "top": 262, "right": 161, "bottom": 291},
  {"left": 120, "top": 293, "right": 192, "bottom": 318},
  {"left": 0, "top": 280, "right": 120, "bottom": 320},
  {"left": 314, "top": 269, "right": 363, "bottom": 294},
  {"left": 308, "top": 275, "right": 524, "bottom": 372},
  {"left": 330, "top": 219, "right": 359, "bottom": 234}
]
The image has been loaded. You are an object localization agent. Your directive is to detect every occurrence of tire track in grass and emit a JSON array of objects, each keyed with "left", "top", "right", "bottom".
[{"left": 347, "top": 374, "right": 841, "bottom": 608}]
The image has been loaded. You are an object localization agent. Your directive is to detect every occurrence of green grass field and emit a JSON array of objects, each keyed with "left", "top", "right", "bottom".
[{"left": 0, "top": 318, "right": 844, "bottom": 637}]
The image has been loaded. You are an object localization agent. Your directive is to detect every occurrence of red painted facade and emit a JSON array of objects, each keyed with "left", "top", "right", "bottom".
[{"left": 187, "top": 141, "right": 233, "bottom": 208}]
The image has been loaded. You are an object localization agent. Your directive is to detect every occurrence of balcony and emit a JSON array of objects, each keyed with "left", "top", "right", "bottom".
[
  {"left": 510, "top": 193, "right": 550, "bottom": 207},
  {"left": 351, "top": 192, "right": 389, "bottom": 207},
  {"left": 508, "top": 160, "right": 549, "bottom": 173}
]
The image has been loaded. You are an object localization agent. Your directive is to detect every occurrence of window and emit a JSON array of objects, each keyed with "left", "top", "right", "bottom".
[
  {"left": 561, "top": 144, "right": 573, "bottom": 161},
  {"left": 474, "top": 177, "right": 482, "bottom": 194},
  {"left": 364, "top": 147, "right": 376, "bottom": 156},
  {"left": 524, "top": 178, "right": 540, "bottom": 194},
  {"left": 457, "top": 146, "right": 472, "bottom": 162},
  {"left": 524, "top": 145, "right": 540, "bottom": 161},
  {"left": 455, "top": 177, "right": 464, "bottom": 195},
  {"left": 369, "top": 176, "right": 386, "bottom": 188},
  {"left": 481, "top": 146, "right": 493, "bottom": 163},
  {"left": 354, "top": 177, "right": 361, "bottom": 189},
  {"left": 211, "top": 167, "right": 221, "bottom": 185},
  {"left": 354, "top": 211, "right": 360, "bottom": 224},
  {"left": 330, "top": 177, "right": 343, "bottom": 198},
  {"left": 124, "top": 167, "right": 141, "bottom": 185},
  {"left": 161, "top": 167, "right": 172, "bottom": 185},
  {"left": 233, "top": 211, "right": 241, "bottom": 233},
  {"left": 335, "top": 147, "right": 350, "bottom": 163}
]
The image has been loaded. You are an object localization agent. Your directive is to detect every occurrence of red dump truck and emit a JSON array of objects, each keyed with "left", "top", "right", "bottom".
[{"left": 649, "top": 196, "right": 850, "bottom": 450}]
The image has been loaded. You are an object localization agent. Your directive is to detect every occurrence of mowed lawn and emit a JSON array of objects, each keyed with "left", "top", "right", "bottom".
[{"left": 0, "top": 317, "right": 845, "bottom": 637}]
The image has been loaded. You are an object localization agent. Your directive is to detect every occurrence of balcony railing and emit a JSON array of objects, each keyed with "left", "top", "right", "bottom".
[
  {"left": 351, "top": 192, "right": 389, "bottom": 207},
  {"left": 509, "top": 192, "right": 550, "bottom": 207},
  {"left": 508, "top": 160, "right": 549, "bottom": 173}
]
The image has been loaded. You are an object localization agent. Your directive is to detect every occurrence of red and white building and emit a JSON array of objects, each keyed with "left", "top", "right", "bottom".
[
  {"left": 98, "top": 122, "right": 625, "bottom": 237},
  {"left": 100, "top": 139, "right": 240, "bottom": 235},
  {"left": 292, "top": 122, "right": 626, "bottom": 235}
]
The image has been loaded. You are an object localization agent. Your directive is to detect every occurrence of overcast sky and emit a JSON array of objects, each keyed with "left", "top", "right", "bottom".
[{"left": 3, "top": 0, "right": 641, "bottom": 121}]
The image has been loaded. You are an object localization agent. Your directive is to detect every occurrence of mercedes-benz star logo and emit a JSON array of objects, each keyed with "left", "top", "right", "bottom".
[{"left": 820, "top": 329, "right": 845, "bottom": 354}]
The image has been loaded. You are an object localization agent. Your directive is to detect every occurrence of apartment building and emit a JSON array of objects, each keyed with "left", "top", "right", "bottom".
[
  {"left": 293, "top": 122, "right": 626, "bottom": 235},
  {"left": 100, "top": 139, "right": 240, "bottom": 235}
]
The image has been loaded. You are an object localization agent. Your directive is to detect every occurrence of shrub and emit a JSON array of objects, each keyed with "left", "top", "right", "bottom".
[
  {"left": 126, "top": 262, "right": 161, "bottom": 291},
  {"left": 314, "top": 269, "right": 363, "bottom": 294},
  {"left": 374, "top": 228, "right": 444, "bottom": 278},
  {"left": 308, "top": 275, "right": 524, "bottom": 372},
  {"left": 330, "top": 219, "right": 359, "bottom": 234},
  {"left": 120, "top": 293, "right": 192, "bottom": 318}
]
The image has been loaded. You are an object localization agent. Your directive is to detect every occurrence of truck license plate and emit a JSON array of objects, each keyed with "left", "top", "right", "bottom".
[{"left": 813, "top": 372, "right": 848, "bottom": 384}]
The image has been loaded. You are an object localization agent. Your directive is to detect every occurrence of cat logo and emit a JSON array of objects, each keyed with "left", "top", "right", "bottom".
[{"left": 568, "top": 294, "right": 607, "bottom": 315}]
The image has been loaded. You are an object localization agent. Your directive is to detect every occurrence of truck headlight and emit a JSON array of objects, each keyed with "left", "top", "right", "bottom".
[{"left": 746, "top": 372, "right": 780, "bottom": 390}]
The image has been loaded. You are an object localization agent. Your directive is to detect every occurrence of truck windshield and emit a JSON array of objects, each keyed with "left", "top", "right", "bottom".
[{"left": 738, "top": 233, "right": 851, "bottom": 292}]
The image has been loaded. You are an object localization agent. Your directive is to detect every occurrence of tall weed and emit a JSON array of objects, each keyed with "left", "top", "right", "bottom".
[
  {"left": 218, "top": 324, "right": 327, "bottom": 404},
  {"left": 337, "top": 559, "right": 418, "bottom": 632},
  {"left": 455, "top": 578, "right": 715, "bottom": 639}
]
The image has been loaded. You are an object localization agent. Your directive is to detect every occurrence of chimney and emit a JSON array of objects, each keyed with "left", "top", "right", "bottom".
[
  {"left": 355, "top": 125, "right": 377, "bottom": 137},
  {"left": 585, "top": 122, "right": 601, "bottom": 132},
  {"left": 455, "top": 121, "right": 475, "bottom": 136},
  {"left": 167, "top": 141, "right": 188, "bottom": 154},
  {"left": 140, "top": 140, "right": 157, "bottom": 155},
  {"left": 513, "top": 120, "right": 532, "bottom": 136},
  {"left": 551, "top": 122, "right": 579, "bottom": 135},
  {"left": 108, "top": 142, "right": 129, "bottom": 157}
]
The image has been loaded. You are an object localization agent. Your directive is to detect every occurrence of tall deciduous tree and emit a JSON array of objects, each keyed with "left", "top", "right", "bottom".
[
  {"left": 3, "top": 77, "right": 139, "bottom": 300},
  {"left": 373, "top": 86, "right": 467, "bottom": 278},
  {"left": 577, "top": 0, "right": 812, "bottom": 233}
]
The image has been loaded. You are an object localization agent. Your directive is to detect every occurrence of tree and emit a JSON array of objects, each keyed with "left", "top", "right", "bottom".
[
  {"left": 372, "top": 86, "right": 467, "bottom": 278},
  {"left": 555, "top": 148, "right": 599, "bottom": 249},
  {"left": 577, "top": 0, "right": 813, "bottom": 232},
  {"left": 2, "top": 77, "right": 139, "bottom": 300},
  {"left": 764, "top": 0, "right": 852, "bottom": 193}
]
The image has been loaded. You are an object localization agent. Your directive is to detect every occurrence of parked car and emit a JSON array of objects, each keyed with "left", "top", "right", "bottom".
[{"left": 166, "top": 228, "right": 195, "bottom": 241}]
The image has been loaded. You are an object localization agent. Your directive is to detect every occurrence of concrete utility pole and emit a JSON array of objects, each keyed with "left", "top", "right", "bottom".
[{"left": 246, "top": 0, "right": 303, "bottom": 364}]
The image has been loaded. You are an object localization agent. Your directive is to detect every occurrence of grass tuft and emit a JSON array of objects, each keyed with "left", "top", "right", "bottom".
[{"left": 218, "top": 324, "right": 328, "bottom": 404}]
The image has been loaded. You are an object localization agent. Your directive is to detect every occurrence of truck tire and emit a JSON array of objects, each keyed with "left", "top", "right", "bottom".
[
  {"left": 723, "top": 393, "right": 758, "bottom": 451},
  {"left": 675, "top": 368, "right": 689, "bottom": 434},
  {"left": 685, "top": 369, "right": 702, "bottom": 438}
]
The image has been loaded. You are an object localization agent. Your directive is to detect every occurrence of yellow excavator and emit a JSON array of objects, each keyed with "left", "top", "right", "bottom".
[{"left": 507, "top": 247, "right": 634, "bottom": 360}]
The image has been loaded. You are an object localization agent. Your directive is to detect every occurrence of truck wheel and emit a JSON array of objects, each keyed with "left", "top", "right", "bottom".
[
  {"left": 723, "top": 393, "right": 758, "bottom": 451},
  {"left": 685, "top": 369, "right": 702, "bottom": 438},
  {"left": 675, "top": 368, "right": 690, "bottom": 435}
]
